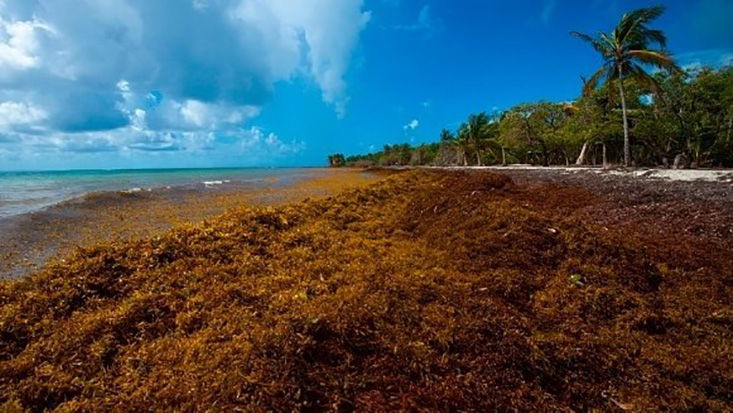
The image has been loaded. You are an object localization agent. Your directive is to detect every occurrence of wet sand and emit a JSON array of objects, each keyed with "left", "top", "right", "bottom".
[{"left": 0, "top": 168, "right": 380, "bottom": 278}]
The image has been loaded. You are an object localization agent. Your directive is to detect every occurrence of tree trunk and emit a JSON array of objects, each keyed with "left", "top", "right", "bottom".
[
  {"left": 540, "top": 141, "right": 549, "bottom": 167},
  {"left": 591, "top": 146, "right": 597, "bottom": 166},
  {"left": 475, "top": 150, "right": 482, "bottom": 166},
  {"left": 602, "top": 143, "right": 608, "bottom": 168},
  {"left": 501, "top": 147, "right": 507, "bottom": 166},
  {"left": 673, "top": 153, "right": 685, "bottom": 169},
  {"left": 576, "top": 141, "right": 590, "bottom": 165},
  {"left": 618, "top": 74, "right": 632, "bottom": 167}
]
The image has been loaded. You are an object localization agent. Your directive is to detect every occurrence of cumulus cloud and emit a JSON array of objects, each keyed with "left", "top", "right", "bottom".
[
  {"left": 0, "top": 16, "right": 53, "bottom": 71},
  {"left": 0, "top": 101, "right": 47, "bottom": 127},
  {"left": 0, "top": 123, "right": 305, "bottom": 165},
  {"left": 403, "top": 119, "right": 419, "bottom": 131},
  {"left": 244, "top": 126, "right": 306, "bottom": 155},
  {"left": 0, "top": 0, "right": 368, "bottom": 164}
]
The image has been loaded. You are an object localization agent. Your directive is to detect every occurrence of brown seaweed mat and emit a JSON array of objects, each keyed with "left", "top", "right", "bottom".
[{"left": 1, "top": 170, "right": 730, "bottom": 411}]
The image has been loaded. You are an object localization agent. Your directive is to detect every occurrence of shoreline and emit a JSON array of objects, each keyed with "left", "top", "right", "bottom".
[
  {"left": 0, "top": 168, "right": 381, "bottom": 279},
  {"left": 0, "top": 167, "right": 332, "bottom": 219}
]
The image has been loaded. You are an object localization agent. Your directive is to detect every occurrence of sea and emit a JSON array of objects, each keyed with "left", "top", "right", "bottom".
[{"left": 0, "top": 168, "right": 321, "bottom": 219}]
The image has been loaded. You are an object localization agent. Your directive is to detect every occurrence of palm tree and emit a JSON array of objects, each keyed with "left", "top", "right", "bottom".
[
  {"left": 458, "top": 112, "right": 492, "bottom": 166},
  {"left": 572, "top": 5, "right": 679, "bottom": 166},
  {"left": 455, "top": 128, "right": 470, "bottom": 166}
]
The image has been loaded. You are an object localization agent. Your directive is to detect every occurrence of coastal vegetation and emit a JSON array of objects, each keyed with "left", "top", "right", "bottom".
[
  {"left": 572, "top": 5, "right": 679, "bottom": 167},
  {"left": 330, "top": 7, "right": 733, "bottom": 168},
  {"left": 0, "top": 170, "right": 730, "bottom": 411}
]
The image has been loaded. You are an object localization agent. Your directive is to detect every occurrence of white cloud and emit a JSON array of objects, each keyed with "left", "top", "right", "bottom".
[
  {"left": 243, "top": 126, "right": 305, "bottom": 155},
  {"left": 404, "top": 119, "right": 419, "bottom": 131},
  {"left": 0, "top": 101, "right": 47, "bottom": 127},
  {"left": 0, "top": 17, "right": 53, "bottom": 72},
  {"left": 180, "top": 100, "right": 212, "bottom": 128},
  {"left": 259, "top": 0, "right": 371, "bottom": 117},
  {"left": 0, "top": 0, "right": 368, "bottom": 162},
  {"left": 0, "top": 122, "right": 305, "bottom": 161}
]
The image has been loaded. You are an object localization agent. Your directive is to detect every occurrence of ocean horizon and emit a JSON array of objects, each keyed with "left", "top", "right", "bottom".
[{"left": 0, "top": 167, "right": 325, "bottom": 219}]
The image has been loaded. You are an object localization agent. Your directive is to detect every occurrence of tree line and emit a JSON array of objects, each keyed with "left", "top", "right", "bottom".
[{"left": 329, "top": 6, "right": 733, "bottom": 169}]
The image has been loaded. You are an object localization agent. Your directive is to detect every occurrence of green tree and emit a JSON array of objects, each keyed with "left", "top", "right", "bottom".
[
  {"left": 457, "top": 112, "right": 495, "bottom": 166},
  {"left": 327, "top": 154, "right": 346, "bottom": 167},
  {"left": 499, "top": 102, "right": 566, "bottom": 166},
  {"left": 572, "top": 5, "right": 679, "bottom": 166},
  {"left": 636, "top": 66, "right": 733, "bottom": 167}
]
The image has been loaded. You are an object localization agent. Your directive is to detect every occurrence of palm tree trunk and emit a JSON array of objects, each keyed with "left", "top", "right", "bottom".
[
  {"left": 501, "top": 147, "right": 507, "bottom": 166},
  {"left": 475, "top": 150, "right": 482, "bottom": 166},
  {"left": 576, "top": 141, "right": 590, "bottom": 165},
  {"left": 618, "top": 75, "right": 632, "bottom": 167}
]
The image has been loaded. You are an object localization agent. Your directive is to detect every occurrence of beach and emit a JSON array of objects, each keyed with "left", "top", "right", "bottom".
[
  {"left": 0, "top": 168, "right": 730, "bottom": 411},
  {"left": 0, "top": 168, "right": 381, "bottom": 279}
]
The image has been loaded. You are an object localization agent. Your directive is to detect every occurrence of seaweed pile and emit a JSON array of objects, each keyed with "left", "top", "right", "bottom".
[
  {"left": 0, "top": 168, "right": 380, "bottom": 279},
  {"left": 1, "top": 170, "right": 730, "bottom": 411}
]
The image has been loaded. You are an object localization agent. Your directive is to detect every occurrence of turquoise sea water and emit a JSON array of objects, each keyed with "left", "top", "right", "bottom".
[{"left": 0, "top": 168, "right": 319, "bottom": 219}]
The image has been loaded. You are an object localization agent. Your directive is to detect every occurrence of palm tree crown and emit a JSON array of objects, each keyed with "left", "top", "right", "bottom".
[
  {"left": 458, "top": 112, "right": 492, "bottom": 166},
  {"left": 572, "top": 5, "right": 680, "bottom": 166}
]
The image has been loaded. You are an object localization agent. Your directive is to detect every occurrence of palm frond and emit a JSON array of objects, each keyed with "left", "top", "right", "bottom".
[
  {"left": 570, "top": 31, "right": 610, "bottom": 55},
  {"left": 636, "top": 5, "right": 665, "bottom": 22},
  {"left": 583, "top": 66, "right": 607, "bottom": 97},
  {"left": 627, "top": 50, "right": 680, "bottom": 72},
  {"left": 628, "top": 64, "right": 667, "bottom": 105},
  {"left": 617, "top": 6, "right": 666, "bottom": 47},
  {"left": 598, "top": 32, "right": 617, "bottom": 53},
  {"left": 641, "top": 29, "right": 667, "bottom": 49}
]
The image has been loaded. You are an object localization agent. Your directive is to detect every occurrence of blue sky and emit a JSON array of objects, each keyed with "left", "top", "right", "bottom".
[{"left": 0, "top": 0, "right": 731, "bottom": 171}]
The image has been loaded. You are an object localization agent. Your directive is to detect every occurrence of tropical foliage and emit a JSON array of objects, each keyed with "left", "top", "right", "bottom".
[
  {"left": 331, "top": 65, "right": 733, "bottom": 168},
  {"left": 331, "top": 7, "right": 733, "bottom": 169},
  {"left": 572, "top": 5, "right": 680, "bottom": 166}
]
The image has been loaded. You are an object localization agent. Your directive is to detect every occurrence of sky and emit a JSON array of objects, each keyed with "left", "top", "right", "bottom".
[{"left": 0, "top": 0, "right": 731, "bottom": 171}]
